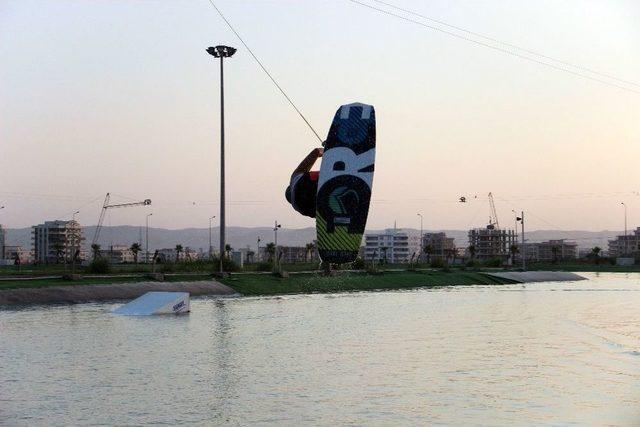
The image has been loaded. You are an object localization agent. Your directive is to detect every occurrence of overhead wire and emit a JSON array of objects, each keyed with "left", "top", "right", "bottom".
[
  {"left": 370, "top": 0, "right": 640, "bottom": 88},
  {"left": 205, "top": 0, "right": 324, "bottom": 143},
  {"left": 347, "top": 0, "right": 640, "bottom": 95}
]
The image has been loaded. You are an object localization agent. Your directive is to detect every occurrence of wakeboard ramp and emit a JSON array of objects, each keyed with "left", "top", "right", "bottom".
[
  {"left": 316, "top": 102, "right": 376, "bottom": 264},
  {"left": 112, "top": 292, "right": 190, "bottom": 315}
]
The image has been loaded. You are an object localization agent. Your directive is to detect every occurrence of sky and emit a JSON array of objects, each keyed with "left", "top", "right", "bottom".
[{"left": 1, "top": 0, "right": 639, "bottom": 232}]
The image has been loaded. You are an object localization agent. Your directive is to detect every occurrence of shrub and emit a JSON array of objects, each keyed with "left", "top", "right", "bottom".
[
  {"left": 352, "top": 257, "right": 366, "bottom": 270},
  {"left": 483, "top": 258, "right": 502, "bottom": 268},
  {"left": 429, "top": 258, "right": 446, "bottom": 268},
  {"left": 87, "top": 257, "right": 110, "bottom": 274},
  {"left": 256, "top": 262, "right": 273, "bottom": 272},
  {"left": 211, "top": 256, "right": 240, "bottom": 272}
]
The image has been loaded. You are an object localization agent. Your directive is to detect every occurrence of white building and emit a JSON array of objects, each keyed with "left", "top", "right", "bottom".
[
  {"left": 608, "top": 227, "right": 640, "bottom": 258},
  {"left": 32, "top": 220, "right": 84, "bottom": 264},
  {"left": 364, "top": 228, "right": 421, "bottom": 263}
]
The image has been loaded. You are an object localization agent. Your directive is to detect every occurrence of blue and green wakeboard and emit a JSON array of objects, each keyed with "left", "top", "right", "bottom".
[{"left": 316, "top": 102, "right": 376, "bottom": 264}]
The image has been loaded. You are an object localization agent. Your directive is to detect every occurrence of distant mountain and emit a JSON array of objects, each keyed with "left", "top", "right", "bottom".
[{"left": 3, "top": 225, "right": 622, "bottom": 252}]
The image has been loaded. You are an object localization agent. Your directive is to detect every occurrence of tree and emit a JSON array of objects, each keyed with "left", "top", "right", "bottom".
[
  {"left": 423, "top": 244, "right": 433, "bottom": 264},
  {"left": 305, "top": 242, "right": 316, "bottom": 262},
  {"left": 91, "top": 243, "right": 101, "bottom": 260},
  {"left": 225, "top": 244, "right": 232, "bottom": 260},
  {"left": 53, "top": 243, "right": 65, "bottom": 264},
  {"left": 468, "top": 245, "right": 476, "bottom": 261},
  {"left": 266, "top": 243, "right": 276, "bottom": 262},
  {"left": 591, "top": 246, "right": 601, "bottom": 265},
  {"left": 551, "top": 246, "right": 560, "bottom": 264},
  {"left": 130, "top": 242, "right": 141, "bottom": 264},
  {"left": 175, "top": 244, "right": 183, "bottom": 262},
  {"left": 246, "top": 250, "right": 255, "bottom": 263}
]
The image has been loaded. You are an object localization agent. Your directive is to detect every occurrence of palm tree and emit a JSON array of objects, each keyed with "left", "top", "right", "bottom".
[
  {"left": 305, "top": 242, "right": 315, "bottom": 262},
  {"left": 225, "top": 244, "right": 232, "bottom": 259},
  {"left": 381, "top": 246, "right": 389, "bottom": 264},
  {"left": 551, "top": 246, "right": 560, "bottom": 264},
  {"left": 265, "top": 243, "right": 276, "bottom": 262},
  {"left": 591, "top": 246, "right": 601, "bottom": 265},
  {"left": 247, "top": 250, "right": 255, "bottom": 263},
  {"left": 130, "top": 242, "right": 141, "bottom": 264},
  {"left": 91, "top": 243, "right": 101, "bottom": 260},
  {"left": 175, "top": 244, "right": 183, "bottom": 262}
]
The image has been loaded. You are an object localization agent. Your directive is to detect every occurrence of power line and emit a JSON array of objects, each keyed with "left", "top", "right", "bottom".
[
  {"left": 371, "top": 0, "right": 640, "bottom": 88},
  {"left": 348, "top": 0, "right": 640, "bottom": 95},
  {"left": 205, "top": 0, "right": 324, "bottom": 143}
]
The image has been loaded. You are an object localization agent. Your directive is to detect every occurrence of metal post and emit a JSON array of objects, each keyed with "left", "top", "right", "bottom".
[
  {"left": 206, "top": 45, "right": 236, "bottom": 275},
  {"left": 219, "top": 55, "right": 226, "bottom": 274},
  {"left": 417, "top": 213, "right": 423, "bottom": 263},
  {"left": 274, "top": 221, "right": 281, "bottom": 272},
  {"left": 146, "top": 213, "right": 152, "bottom": 263},
  {"left": 209, "top": 215, "right": 215, "bottom": 260},
  {"left": 521, "top": 211, "right": 525, "bottom": 271},
  {"left": 257, "top": 237, "right": 261, "bottom": 263},
  {"left": 622, "top": 202, "right": 627, "bottom": 256}
]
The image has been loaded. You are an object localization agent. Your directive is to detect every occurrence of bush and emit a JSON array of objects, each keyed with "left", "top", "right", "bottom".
[
  {"left": 483, "top": 258, "right": 502, "bottom": 268},
  {"left": 256, "top": 262, "right": 273, "bottom": 272},
  {"left": 352, "top": 257, "right": 366, "bottom": 270},
  {"left": 88, "top": 257, "right": 110, "bottom": 274},
  {"left": 429, "top": 258, "right": 446, "bottom": 268},
  {"left": 212, "top": 256, "right": 240, "bottom": 272},
  {"left": 160, "top": 262, "right": 175, "bottom": 273}
]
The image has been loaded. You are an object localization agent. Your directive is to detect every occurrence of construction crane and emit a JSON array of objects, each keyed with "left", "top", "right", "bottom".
[
  {"left": 488, "top": 192, "right": 500, "bottom": 230},
  {"left": 92, "top": 193, "right": 152, "bottom": 245}
]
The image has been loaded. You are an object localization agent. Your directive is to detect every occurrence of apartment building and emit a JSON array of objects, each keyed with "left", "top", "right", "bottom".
[
  {"left": 32, "top": 220, "right": 84, "bottom": 264},
  {"left": 521, "top": 239, "right": 578, "bottom": 262},
  {"left": 608, "top": 227, "right": 640, "bottom": 257},
  {"left": 467, "top": 225, "right": 517, "bottom": 261},
  {"left": 364, "top": 229, "right": 421, "bottom": 263},
  {"left": 422, "top": 232, "right": 456, "bottom": 260}
]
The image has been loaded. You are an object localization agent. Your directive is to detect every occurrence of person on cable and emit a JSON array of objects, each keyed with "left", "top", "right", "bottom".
[{"left": 285, "top": 147, "right": 324, "bottom": 218}]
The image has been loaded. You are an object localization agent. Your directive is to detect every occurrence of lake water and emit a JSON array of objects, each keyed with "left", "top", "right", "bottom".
[{"left": 2, "top": 272, "right": 640, "bottom": 425}]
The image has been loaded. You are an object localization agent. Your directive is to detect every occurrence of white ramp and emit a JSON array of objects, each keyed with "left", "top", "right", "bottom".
[{"left": 112, "top": 291, "right": 190, "bottom": 315}]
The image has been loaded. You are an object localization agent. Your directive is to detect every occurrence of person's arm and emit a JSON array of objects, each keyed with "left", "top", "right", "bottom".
[{"left": 291, "top": 147, "right": 323, "bottom": 178}]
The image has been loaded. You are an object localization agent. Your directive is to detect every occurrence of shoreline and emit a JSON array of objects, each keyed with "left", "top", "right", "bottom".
[{"left": 0, "top": 270, "right": 590, "bottom": 306}]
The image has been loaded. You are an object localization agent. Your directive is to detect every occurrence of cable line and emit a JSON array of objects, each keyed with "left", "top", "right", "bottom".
[
  {"left": 206, "top": 0, "right": 324, "bottom": 143},
  {"left": 348, "top": 0, "right": 640, "bottom": 95},
  {"left": 371, "top": 0, "right": 640, "bottom": 88}
]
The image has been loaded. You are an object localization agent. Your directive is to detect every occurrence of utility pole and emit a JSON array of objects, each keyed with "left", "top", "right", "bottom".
[
  {"left": 209, "top": 216, "right": 216, "bottom": 260},
  {"left": 207, "top": 45, "right": 236, "bottom": 275},
  {"left": 257, "top": 237, "right": 261, "bottom": 263},
  {"left": 516, "top": 211, "right": 525, "bottom": 270},
  {"left": 417, "top": 213, "right": 423, "bottom": 263},
  {"left": 274, "top": 221, "right": 281, "bottom": 272},
  {"left": 146, "top": 213, "right": 153, "bottom": 263},
  {"left": 621, "top": 202, "right": 627, "bottom": 256}
]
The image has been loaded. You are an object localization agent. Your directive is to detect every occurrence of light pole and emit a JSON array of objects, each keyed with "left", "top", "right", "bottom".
[
  {"left": 516, "top": 211, "right": 525, "bottom": 270},
  {"left": 621, "top": 202, "right": 627, "bottom": 256},
  {"left": 146, "top": 213, "right": 153, "bottom": 263},
  {"left": 209, "top": 215, "right": 216, "bottom": 260},
  {"left": 207, "top": 44, "right": 236, "bottom": 275},
  {"left": 417, "top": 213, "right": 423, "bottom": 263},
  {"left": 274, "top": 221, "right": 281, "bottom": 272},
  {"left": 257, "top": 237, "right": 261, "bottom": 263}
]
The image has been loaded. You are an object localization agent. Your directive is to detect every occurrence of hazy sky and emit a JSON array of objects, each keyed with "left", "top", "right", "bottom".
[{"left": 1, "top": 0, "right": 639, "bottom": 232}]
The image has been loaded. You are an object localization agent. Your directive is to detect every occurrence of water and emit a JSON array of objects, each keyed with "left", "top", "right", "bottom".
[{"left": 2, "top": 272, "right": 640, "bottom": 425}]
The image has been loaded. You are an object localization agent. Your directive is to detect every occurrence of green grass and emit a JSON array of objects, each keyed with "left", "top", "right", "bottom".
[
  {"left": 220, "top": 270, "right": 514, "bottom": 296},
  {"left": 0, "top": 274, "right": 216, "bottom": 290}
]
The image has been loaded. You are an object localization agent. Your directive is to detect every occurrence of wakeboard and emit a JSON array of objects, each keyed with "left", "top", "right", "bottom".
[{"left": 316, "top": 102, "right": 376, "bottom": 264}]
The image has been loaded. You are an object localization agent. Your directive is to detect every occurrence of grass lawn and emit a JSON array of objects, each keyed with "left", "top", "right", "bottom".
[
  {"left": 220, "top": 270, "right": 514, "bottom": 296},
  {"left": 0, "top": 274, "right": 216, "bottom": 290}
]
